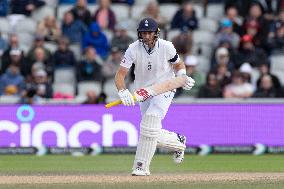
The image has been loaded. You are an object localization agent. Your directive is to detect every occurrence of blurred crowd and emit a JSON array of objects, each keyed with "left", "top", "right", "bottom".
[{"left": 0, "top": 0, "right": 283, "bottom": 104}]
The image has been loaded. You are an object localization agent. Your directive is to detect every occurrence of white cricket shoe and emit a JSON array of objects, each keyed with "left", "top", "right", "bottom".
[
  {"left": 173, "top": 134, "right": 186, "bottom": 164},
  {"left": 131, "top": 167, "right": 150, "bottom": 176}
]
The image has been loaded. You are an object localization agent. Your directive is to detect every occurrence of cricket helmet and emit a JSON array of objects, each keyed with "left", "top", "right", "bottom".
[{"left": 137, "top": 18, "right": 160, "bottom": 42}]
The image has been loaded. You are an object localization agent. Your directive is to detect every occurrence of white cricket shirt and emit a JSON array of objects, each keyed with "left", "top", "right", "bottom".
[{"left": 120, "top": 38, "right": 180, "bottom": 89}]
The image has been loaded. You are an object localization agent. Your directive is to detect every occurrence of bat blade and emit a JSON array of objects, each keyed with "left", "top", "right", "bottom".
[{"left": 150, "top": 75, "right": 187, "bottom": 96}]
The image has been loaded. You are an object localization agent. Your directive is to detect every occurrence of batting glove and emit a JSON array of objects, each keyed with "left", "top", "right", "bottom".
[
  {"left": 183, "top": 76, "right": 195, "bottom": 90},
  {"left": 118, "top": 89, "right": 135, "bottom": 106},
  {"left": 176, "top": 69, "right": 195, "bottom": 91},
  {"left": 133, "top": 88, "right": 154, "bottom": 102}
]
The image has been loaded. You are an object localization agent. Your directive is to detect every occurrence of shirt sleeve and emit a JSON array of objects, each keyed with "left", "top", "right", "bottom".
[
  {"left": 120, "top": 47, "right": 135, "bottom": 69},
  {"left": 167, "top": 42, "right": 180, "bottom": 64}
]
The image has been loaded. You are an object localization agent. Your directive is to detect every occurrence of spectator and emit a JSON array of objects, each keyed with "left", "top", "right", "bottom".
[
  {"left": 27, "top": 47, "right": 53, "bottom": 77},
  {"left": 92, "top": 0, "right": 116, "bottom": 31},
  {"left": 244, "top": 18, "right": 267, "bottom": 49},
  {"left": 172, "top": 31, "right": 193, "bottom": 58},
  {"left": 267, "top": 20, "right": 284, "bottom": 54},
  {"left": 242, "top": 3, "right": 270, "bottom": 49},
  {"left": 70, "top": 0, "right": 92, "bottom": 26},
  {"left": 211, "top": 47, "right": 234, "bottom": 71},
  {"left": 82, "top": 22, "right": 109, "bottom": 59},
  {"left": 53, "top": 37, "right": 76, "bottom": 68},
  {"left": 83, "top": 90, "right": 98, "bottom": 104},
  {"left": 223, "top": 71, "right": 254, "bottom": 98},
  {"left": 22, "top": 69, "right": 52, "bottom": 103},
  {"left": 0, "top": 63, "right": 25, "bottom": 96},
  {"left": 1, "top": 34, "right": 25, "bottom": 73},
  {"left": 78, "top": 46, "right": 103, "bottom": 81},
  {"left": 182, "top": 55, "right": 205, "bottom": 97},
  {"left": 255, "top": 0, "right": 283, "bottom": 20},
  {"left": 111, "top": 22, "right": 134, "bottom": 52},
  {"left": 235, "top": 34, "right": 268, "bottom": 68},
  {"left": 9, "top": 0, "right": 45, "bottom": 27},
  {"left": 142, "top": 1, "right": 167, "bottom": 29},
  {"left": 103, "top": 47, "right": 122, "bottom": 80},
  {"left": 214, "top": 19, "right": 240, "bottom": 49},
  {"left": 26, "top": 35, "right": 52, "bottom": 67},
  {"left": 239, "top": 62, "right": 254, "bottom": 87},
  {"left": 269, "top": 10, "right": 284, "bottom": 34},
  {"left": 256, "top": 63, "right": 281, "bottom": 90},
  {"left": 171, "top": 1, "right": 198, "bottom": 31},
  {"left": 253, "top": 74, "right": 283, "bottom": 98},
  {"left": 10, "top": 0, "right": 45, "bottom": 16},
  {"left": 62, "top": 11, "right": 88, "bottom": 44},
  {"left": 32, "top": 69, "right": 52, "bottom": 98},
  {"left": 198, "top": 72, "right": 223, "bottom": 98},
  {"left": 224, "top": 0, "right": 251, "bottom": 17},
  {"left": 0, "top": 0, "right": 8, "bottom": 17},
  {"left": 214, "top": 60, "right": 231, "bottom": 89},
  {"left": 224, "top": 5, "right": 243, "bottom": 36},
  {"left": 36, "top": 15, "right": 61, "bottom": 43},
  {"left": 2, "top": 48, "right": 27, "bottom": 77}
]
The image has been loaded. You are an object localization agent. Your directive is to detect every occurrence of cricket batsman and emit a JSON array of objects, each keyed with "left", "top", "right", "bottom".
[{"left": 114, "top": 18, "right": 195, "bottom": 176}]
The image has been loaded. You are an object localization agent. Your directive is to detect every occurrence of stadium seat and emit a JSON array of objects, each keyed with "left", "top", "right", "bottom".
[
  {"left": 271, "top": 55, "right": 284, "bottom": 71},
  {"left": 77, "top": 81, "right": 102, "bottom": 96},
  {"left": 0, "top": 18, "right": 11, "bottom": 33},
  {"left": 251, "top": 68, "right": 260, "bottom": 87},
  {"left": 42, "top": 0, "right": 58, "bottom": 7},
  {"left": 117, "top": 19, "right": 137, "bottom": 32},
  {"left": 193, "top": 4, "right": 204, "bottom": 19},
  {"left": 57, "top": 5, "right": 73, "bottom": 21},
  {"left": 87, "top": 4, "right": 99, "bottom": 13},
  {"left": 270, "top": 70, "right": 284, "bottom": 85},
  {"left": 270, "top": 55, "right": 284, "bottom": 85},
  {"left": 166, "top": 29, "right": 181, "bottom": 42},
  {"left": 207, "top": 3, "right": 224, "bottom": 20},
  {"left": 111, "top": 4, "right": 130, "bottom": 22},
  {"left": 128, "top": 30, "right": 137, "bottom": 40},
  {"left": 18, "top": 32, "right": 34, "bottom": 47},
  {"left": 102, "top": 29, "right": 113, "bottom": 43},
  {"left": 69, "top": 44, "right": 82, "bottom": 61},
  {"left": 135, "top": 0, "right": 152, "bottom": 5},
  {"left": 44, "top": 42, "right": 58, "bottom": 53},
  {"left": 14, "top": 18, "right": 37, "bottom": 34},
  {"left": 196, "top": 55, "right": 210, "bottom": 73},
  {"left": 54, "top": 67, "right": 76, "bottom": 84},
  {"left": 32, "top": 6, "right": 55, "bottom": 22},
  {"left": 103, "top": 78, "right": 119, "bottom": 100},
  {"left": 130, "top": 4, "right": 146, "bottom": 20},
  {"left": 199, "top": 17, "right": 218, "bottom": 33},
  {"left": 192, "top": 44, "right": 213, "bottom": 58},
  {"left": 192, "top": 30, "right": 215, "bottom": 45},
  {"left": 53, "top": 83, "right": 76, "bottom": 96},
  {"left": 160, "top": 4, "right": 180, "bottom": 22},
  {"left": 0, "top": 95, "right": 20, "bottom": 104},
  {"left": 20, "top": 45, "right": 30, "bottom": 55}
]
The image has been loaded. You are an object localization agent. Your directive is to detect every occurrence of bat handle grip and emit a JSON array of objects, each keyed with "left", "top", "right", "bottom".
[
  {"left": 105, "top": 95, "right": 137, "bottom": 108},
  {"left": 105, "top": 100, "right": 122, "bottom": 108}
]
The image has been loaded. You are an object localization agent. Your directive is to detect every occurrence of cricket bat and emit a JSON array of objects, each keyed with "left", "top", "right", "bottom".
[{"left": 105, "top": 75, "right": 187, "bottom": 108}]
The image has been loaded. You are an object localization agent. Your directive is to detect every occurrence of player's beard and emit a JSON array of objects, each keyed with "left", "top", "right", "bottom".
[{"left": 143, "top": 38, "right": 156, "bottom": 48}]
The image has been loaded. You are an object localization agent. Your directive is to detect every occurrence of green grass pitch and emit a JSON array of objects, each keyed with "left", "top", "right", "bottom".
[{"left": 0, "top": 154, "right": 284, "bottom": 189}]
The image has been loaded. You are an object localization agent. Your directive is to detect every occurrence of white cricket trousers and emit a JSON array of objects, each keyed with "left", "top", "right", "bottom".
[{"left": 139, "top": 90, "right": 175, "bottom": 119}]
